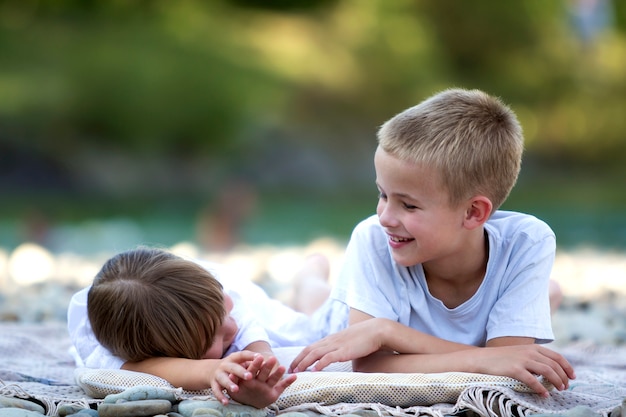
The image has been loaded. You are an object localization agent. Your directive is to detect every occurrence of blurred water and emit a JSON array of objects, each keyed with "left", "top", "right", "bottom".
[{"left": 1, "top": 204, "right": 625, "bottom": 256}]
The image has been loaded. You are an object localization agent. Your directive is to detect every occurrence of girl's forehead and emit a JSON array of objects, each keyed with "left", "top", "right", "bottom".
[{"left": 223, "top": 292, "right": 233, "bottom": 309}]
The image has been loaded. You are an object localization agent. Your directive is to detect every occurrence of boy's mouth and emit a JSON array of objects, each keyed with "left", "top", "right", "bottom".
[{"left": 389, "top": 235, "right": 414, "bottom": 243}]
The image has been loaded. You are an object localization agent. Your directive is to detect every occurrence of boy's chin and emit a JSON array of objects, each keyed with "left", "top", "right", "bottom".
[{"left": 391, "top": 254, "right": 418, "bottom": 268}]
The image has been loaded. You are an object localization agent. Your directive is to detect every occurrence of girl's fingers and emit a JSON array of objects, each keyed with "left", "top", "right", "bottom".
[
  {"left": 211, "top": 380, "right": 230, "bottom": 405},
  {"left": 216, "top": 371, "right": 240, "bottom": 393},
  {"left": 255, "top": 356, "right": 278, "bottom": 382},
  {"left": 274, "top": 373, "right": 297, "bottom": 393},
  {"left": 224, "top": 362, "right": 253, "bottom": 381},
  {"left": 265, "top": 365, "right": 287, "bottom": 385},
  {"left": 245, "top": 355, "right": 264, "bottom": 377}
]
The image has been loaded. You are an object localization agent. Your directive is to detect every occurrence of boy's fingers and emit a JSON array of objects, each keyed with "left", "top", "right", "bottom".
[
  {"left": 291, "top": 345, "right": 331, "bottom": 372},
  {"left": 292, "top": 343, "right": 332, "bottom": 371},
  {"left": 522, "top": 374, "right": 550, "bottom": 398},
  {"left": 528, "top": 361, "right": 568, "bottom": 394},
  {"left": 537, "top": 351, "right": 572, "bottom": 389},
  {"left": 540, "top": 347, "right": 576, "bottom": 380},
  {"left": 311, "top": 350, "right": 345, "bottom": 372}
]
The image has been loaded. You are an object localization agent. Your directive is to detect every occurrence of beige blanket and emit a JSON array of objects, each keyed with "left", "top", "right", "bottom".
[{"left": 1, "top": 322, "right": 625, "bottom": 417}]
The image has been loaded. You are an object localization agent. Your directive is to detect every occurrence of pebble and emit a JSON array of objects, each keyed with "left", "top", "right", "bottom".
[
  {"left": 531, "top": 405, "right": 602, "bottom": 417},
  {"left": 191, "top": 408, "right": 223, "bottom": 417},
  {"left": 0, "top": 409, "right": 47, "bottom": 417},
  {"left": 56, "top": 405, "right": 99, "bottom": 417},
  {"left": 103, "top": 386, "right": 178, "bottom": 404},
  {"left": 277, "top": 413, "right": 309, "bottom": 417},
  {"left": 610, "top": 398, "right": 625, "bottom": 417},
  {"left": 65, "top": 412, "right": 98, "bottom": 417},
  {"left": 176, "top": 400, "right": 267, "bottom": 417},
  {"left": 0, "top": 397, "right": 45, "bottom": 415},
  {"left": 352, "top": 412, "right": 378, "bottom": 417},
  {"left": 98, "top": 400, "right": 173, "bottom": 417},
  {"left": 56, "top": 405, "right": 86, "bottom": 417}
]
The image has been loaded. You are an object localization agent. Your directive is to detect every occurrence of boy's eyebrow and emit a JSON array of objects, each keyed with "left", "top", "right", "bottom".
[{"left": 377, "top": 183, "right": 417, "bottom": 200}]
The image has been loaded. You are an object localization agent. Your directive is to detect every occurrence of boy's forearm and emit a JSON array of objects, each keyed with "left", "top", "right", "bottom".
[
  {"left": 352, "top": 350, "right": 476, "bottom": 374},
  {"left": 352, "top": 343, "right": 575, "bottom": 398},
  {"left": 122, "top": 357, "right": 217, "bottom": 391},
  {"left": 373, "top": 318, "right": 473, "bottom": 355},
  {"left": 350, "top": 318, "right": 485, "bottom": 373}
]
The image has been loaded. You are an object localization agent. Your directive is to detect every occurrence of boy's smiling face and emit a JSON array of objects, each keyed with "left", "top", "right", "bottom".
[
  {"left": 201, "top": 293, "right": 239, "bottom": 359},
  {"left": 374, "top": 147, "right": 471, "bottom": 269}
]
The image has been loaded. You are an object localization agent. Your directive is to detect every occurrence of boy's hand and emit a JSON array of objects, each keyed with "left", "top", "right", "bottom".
[
  {"left": 228, "top": 354, "right": 297, "bottom": 408},
  {"left": 469, "top": 344, "right": 576, "bottom": 397},
  {"left": 289, "top": 320, "right": 384, "bottom": 373}
]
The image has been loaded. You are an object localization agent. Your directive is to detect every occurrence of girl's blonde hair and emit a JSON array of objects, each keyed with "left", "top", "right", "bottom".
[
  {"left": 377, "top": 88, "right": 523, "bottom": 210},
  {"left": 88, "top": 247, "right": 225, "bottom": 362}
]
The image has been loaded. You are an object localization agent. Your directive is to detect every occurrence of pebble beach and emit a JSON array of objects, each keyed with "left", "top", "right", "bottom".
[
  {"left": 1, "top": 240, "right": 626, "bottom": 417},
  {"left": 0, "top": 239, "right": 625, "bottom": 346}
]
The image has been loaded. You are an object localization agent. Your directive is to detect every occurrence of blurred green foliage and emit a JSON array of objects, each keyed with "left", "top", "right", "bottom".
[
  {"left": 1, "top": 0, "right": 625, "bottom": 251},
  {"left": 1, "top": 0, "right": 624, "bottom": 173}
]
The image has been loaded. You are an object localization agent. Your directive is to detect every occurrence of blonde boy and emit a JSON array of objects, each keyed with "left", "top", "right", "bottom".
[{"left": 290, "top": 88, "right": 575, "bottom": 397}]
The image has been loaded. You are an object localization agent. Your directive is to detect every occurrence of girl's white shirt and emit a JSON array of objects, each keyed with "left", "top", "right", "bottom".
[{"left": 67, "top": 260, "right": 347, "bottom": 369}]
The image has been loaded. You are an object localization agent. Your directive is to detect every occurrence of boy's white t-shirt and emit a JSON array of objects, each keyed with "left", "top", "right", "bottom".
[
  {"left": 331, "top": 210, "right": 556, "bottom": 346},
  {"left": 67, "top": 260, "right": 348, "bottom": 369}
]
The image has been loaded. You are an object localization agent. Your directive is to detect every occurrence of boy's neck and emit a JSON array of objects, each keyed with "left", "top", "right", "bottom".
[{"left": 423, "top": 229, "right": 489, "bottom": 309}]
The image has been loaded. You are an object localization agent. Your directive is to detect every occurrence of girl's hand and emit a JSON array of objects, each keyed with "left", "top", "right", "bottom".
[
  {"left": 210, "top": 351, "right": 259, "bottom": 405},
  {"left": 228, "top": 354, "right": 297, "bottom": 408}
]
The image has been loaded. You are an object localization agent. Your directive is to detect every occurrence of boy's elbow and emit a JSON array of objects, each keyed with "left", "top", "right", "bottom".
[
  {"left": 351, "top": 358, "right": 368, "bottom": 372},
  {"left": 352, "top": 351, "right": 400, "bottom": 373},
  {"left": 351, "top": 356, "right": 379, "bottom": 373}
]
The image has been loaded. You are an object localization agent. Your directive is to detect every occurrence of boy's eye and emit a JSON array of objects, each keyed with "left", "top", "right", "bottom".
[
  {"left": 378, "top": 192, "right": 387, "bottom": 200},
  {"left": 403, "top": 203, "right": 418, "bottom": 210}
]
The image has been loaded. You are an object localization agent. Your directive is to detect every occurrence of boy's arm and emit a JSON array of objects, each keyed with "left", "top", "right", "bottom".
[
  {"left": 291, "top": 310, "right": 575, "bottom": 397},
  {"left": 290, "top": 309, "right": 472, "bottom": 373},
  {"left": 353, "top": 341, "right": 574, "bottom": 398}
]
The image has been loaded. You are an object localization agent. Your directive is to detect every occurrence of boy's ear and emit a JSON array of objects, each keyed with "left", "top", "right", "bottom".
[{"left": 463, "top": 196, "right": 492, "bottom": 229}]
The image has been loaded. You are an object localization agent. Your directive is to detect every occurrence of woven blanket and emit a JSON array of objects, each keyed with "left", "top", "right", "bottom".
[{"left": 1, "top": 322, "right": 625, "bottom": 417}]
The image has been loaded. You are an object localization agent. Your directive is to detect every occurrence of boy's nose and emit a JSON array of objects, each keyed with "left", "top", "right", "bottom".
[{"left": 377, "top": 203, "right": 398, "bottom": 228}]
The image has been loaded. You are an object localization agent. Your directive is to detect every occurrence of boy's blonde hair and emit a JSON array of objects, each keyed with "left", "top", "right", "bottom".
[
  {"left": 88, "top": 247, "right": 225, "bottom": 362},
  {"left": 377, "top": 88, "right": 523, "bottom": 210}
]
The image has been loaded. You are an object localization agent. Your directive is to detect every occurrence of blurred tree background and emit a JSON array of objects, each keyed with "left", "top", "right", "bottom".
[{"left": 1, "top": 0, "right": 625, "bottom": 253}]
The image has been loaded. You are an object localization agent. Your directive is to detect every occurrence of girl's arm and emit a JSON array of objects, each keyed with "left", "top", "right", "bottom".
[
  {"left": 243, "top": 340, "right": 274, "bottom": 359},
  {"left": 122, "top": 351, "right": 259, "bottom": 392}
]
